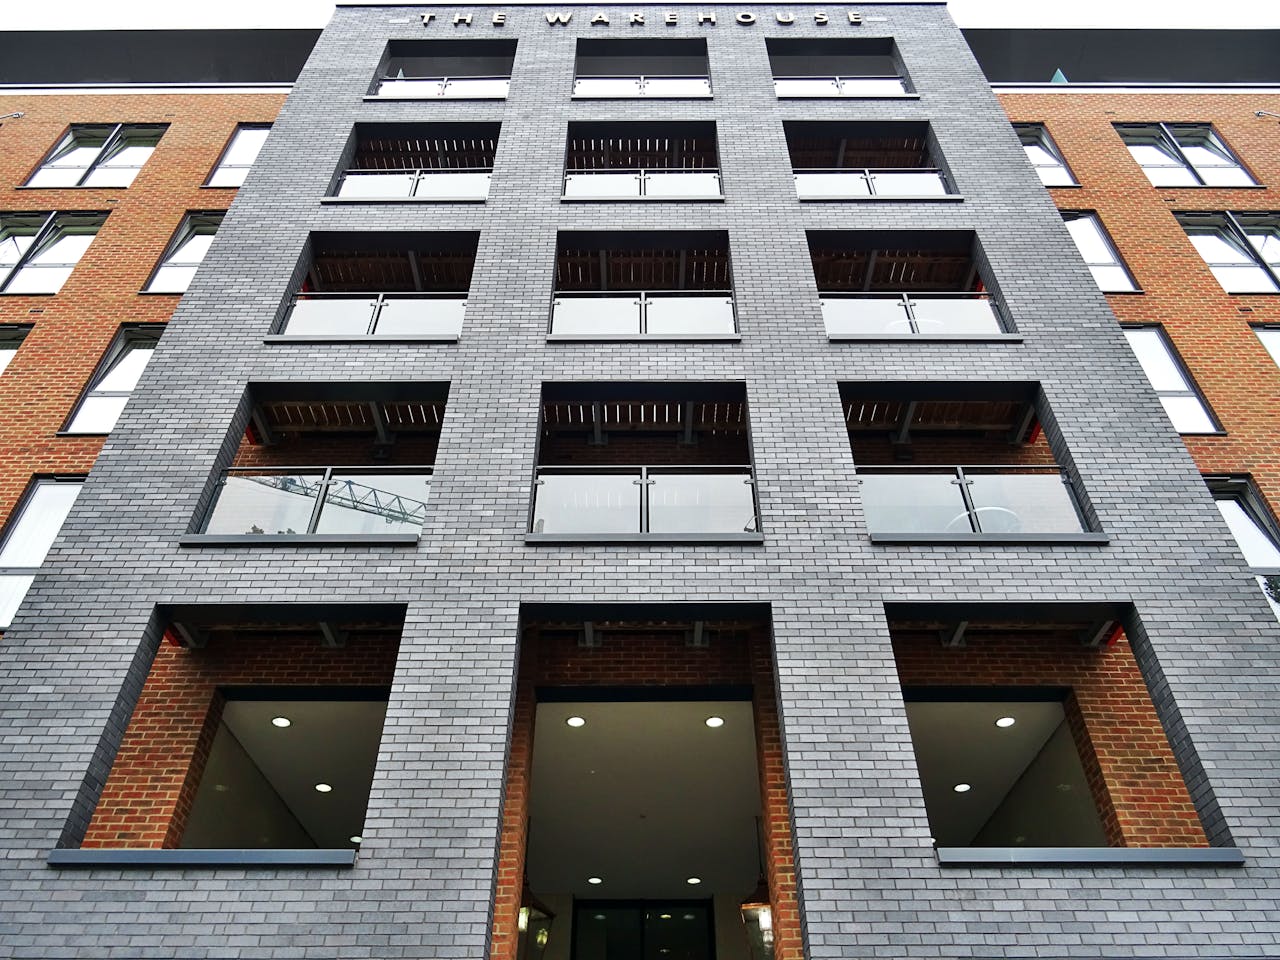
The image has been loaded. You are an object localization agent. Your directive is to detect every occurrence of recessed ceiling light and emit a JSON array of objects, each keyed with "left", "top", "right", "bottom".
[
  {"left": 952, "top": 783, "right": 971, "bottom": 793},
  {"left": 350, "top": 835, "right": 362, "bottom": 844},
  {"left": 659, "top": 914, "right": 672, "bottom": 920},
  {"left": 682, "top": 914, "right": 696, "bottom": 921},
  {"left": 314, "top": 782, "right": 333, "bottom": 793},
  {"left": 213, "top": 783, "right": 229, "bottom": 793},
  {"left": 587, "top": 876, "right": 602, "bottom": 884},
  {"left": 995, "top": 716, "right": 1016, "bottom": 728},
  {"left": 686, "top": 877, "right": 702, "bottom": 885},
  {"left": 704, "top": 716, "right": 724, "bottom": 728},
  {"left": 593, "top": 914, "right": 607, "bottom": 921},
  {"left": 271, "top": 716, "right": 292, "bottom": 728},
  {"left": 566, "top": 716, "right": 586, "bottom": 728}
]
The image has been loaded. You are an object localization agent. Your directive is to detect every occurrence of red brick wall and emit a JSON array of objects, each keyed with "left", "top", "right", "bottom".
[
  {"left": 0, "top": 92, "right": 283, "bottom": 536},
  {"left": 82, "top": 630, "right": 399, "bottom": 848},
  {"left": 891, "top": 626, "right": 1208, "bottom": 847},
  {"left": 491, "top": 625, "right": 801, "bottom": 960},
  {"left": 998, "top": 92, "right": 1280, "bottom": 514}
]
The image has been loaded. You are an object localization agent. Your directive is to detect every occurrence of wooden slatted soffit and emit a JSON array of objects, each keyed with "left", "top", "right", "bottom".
[
  {"left": 567, "top": 135, "right": 718, "bottom": 170},
  {"left": 542, "top": 400, "right": 747, "bottom": 435},
  {"left": 812, "top": 247, "right": 978, "bottom": 291},
  {"left": 844, "top": 399, "right": 1033, "bottom": 436},
  {"left": 258, "top": 400, "right": 446, "bottom": 434},
  {"left": 308, "top": 248, "right": 474, "bottom": 292},
  {"left": 353, "top": 134, "right": 497, "bottom": 170},
  {"left": 556, "top": 247, "right": 731, "bottom": 290},
  {"left": 788, "top": 135, "right": 929, "bottom": 169}
]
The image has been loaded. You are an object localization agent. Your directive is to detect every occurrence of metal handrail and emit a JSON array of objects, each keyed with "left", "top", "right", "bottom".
[
  {"left": 380, "top": 73, "right": 510, "bottom": 82},
  {"left": 573, "top": 74, "right": 713, "bottom": 95},
  {"left": 553, "top": 289, "right": 732, "bottom": 298},
  {"left": 343, "top": 166, "right": 493, "bottom": 174},
  {"left": 794, "top": 166, "right": 943, "bottom": 174},
  {"left": 207, "top": 465, "right": 433, "bottom": 534},
  {"left": 536, "top": 464, "right": 753, "bottom": 472},
  {"left": 565, "top": 166, "right": 721, "bottom": 175},
  {"left": 820, "top": 291, "right": 990, "bottom": 298},
  {"left": 855, "top": 464, "right": 1063, "bottom": 473},
  {"left": 774, "top": 74, "right": 903, "bottom": 82}
]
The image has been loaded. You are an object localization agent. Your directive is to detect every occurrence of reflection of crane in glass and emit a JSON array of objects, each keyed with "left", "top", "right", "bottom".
[{"left": 248, "top": 474, "right": 429, "bottom": 525}]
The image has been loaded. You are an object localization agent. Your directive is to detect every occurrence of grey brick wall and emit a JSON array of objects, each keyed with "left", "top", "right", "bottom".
[{"left": 2, "top": 4, "right": 1278, "bottom": 958}]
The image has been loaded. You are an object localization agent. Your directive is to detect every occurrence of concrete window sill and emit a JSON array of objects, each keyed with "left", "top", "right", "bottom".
[
  {"left": 180, "top": 534, "right": 419, "bottom": 546},
  {"left": 49, "top": 848, "right": 357, "bottom": 869},
  {"left": 936, "top": 846, "right": 1244, "bottom": 866}
]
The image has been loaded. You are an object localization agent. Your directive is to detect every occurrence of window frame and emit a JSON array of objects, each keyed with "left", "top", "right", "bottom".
[
  {"left": 1179, "top": 211, "right": 1280, "bottom": 294},
  {"left": 24, "top": 123, "right": 167, "bottom": 189},
  {"left": 143, "top": 211, "right": 224, "bottom": 294},
  {"left": 1116, "top": 122, "right": 1255, "bottom": 188},
  {"left": 0, "top": 211, "right": 106, "bottom": 295},
  {"left": 0, "top": 325, "right": 31, "bottom": 377},
  {"left": 1120, "top": 325, "right": 1221, "bottom": 435},
  {"left": 1061, "top": 210, "right": 1139, "bottom": 293},
  {"left": 61, "top": 325, "right": 162, "bottom": 436},
  {"left": 204, "top": 124, "right": 271, "bottom": 188},
  {"left": 1255, "top": 325, "right": 1280, "bottom": 367},
  {"left": 1015, "top": 123, "right": 1077, "bottom": 187},
  {"left": 0, "top": 475, "right": 86, "bottom": 630},
  {"left": 1207, "top": 476, "right": 1280, "bottom": 619}
]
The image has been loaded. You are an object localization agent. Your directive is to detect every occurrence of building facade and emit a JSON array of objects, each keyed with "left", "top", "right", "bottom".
[{"left": 1, "top": 5, "right": 1279, "bottom": 959}]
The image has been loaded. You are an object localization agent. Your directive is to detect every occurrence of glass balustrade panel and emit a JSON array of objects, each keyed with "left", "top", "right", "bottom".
[
  {"left": 551, "top": 296, "right": 642, "bottom": 335},
  {"left": 870, "top": 171, "right": 948, "bottom": 196},
  {"left": 821, "top": 297, "right": 913, "bottom": 336},
  {"left": 336, "top": 172, "right": 417, "bottom": 198},
  {"left": 377, "top": 79, "right": 446, "bottom": 97},
  {"left": 643, "top": 77, "right": 712, "bottom": 97},
  {"left": 376, "top": 297, "right": 466, "bottom": 337},
  {"left": 648, "top": 472, "right": 756, "bottom": 534},
  {"left": 414, "top": 172, "right": 491, "bottom": 199},
  {"left": 795, "top": 172, "right": 872, "bottom": 199},
  {"left": 838, "top": 77, "right": 909, "bottom": 95},
  {"left": 284, "top": 297, "right": 378, "bottom": 336},
  {"left": 563, "top": 172, "right": 643, "bottom": 198},
  {"left": 574, "top": 77, "right": 643, "bottom": 97},
  {"left": 645, "top": 172, "right": 721, "bottom": 197},
  {"left": 908, "top": 297, "right": 1003, "bottom": 335},
  {"left": 860, "top": 473, "right": 969, "bottom": 534},
  {"left": 966, "top": 472, "right": 1083, "bottom": 534},
  {"left": 774, "top": 77, "right": 842, "bottom": 97},
  {"left": 204, "top": 471, "right": 325, "bottom": 535},
  {"left": 532, "top": 473, "right": 641, "bottom": 533},
  {"left": 314, "top": 472, "right": 431, "bottom": 536},
  {"left": 442, "top": 78, "right": 510, "bottom": 98},
  {"left": 645, "top": 296, "right": 736, "bottom": 335}
]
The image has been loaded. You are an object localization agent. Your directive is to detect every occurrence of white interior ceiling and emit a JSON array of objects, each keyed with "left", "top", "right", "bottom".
[
  {"left": 527, "top": 700, "right": 762, "bottom": 901},
  {"left": 182, "top": 698, "right": 386, "bottom": 849}
]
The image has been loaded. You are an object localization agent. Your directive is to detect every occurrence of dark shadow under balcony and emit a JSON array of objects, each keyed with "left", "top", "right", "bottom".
[
  {"left": 563, "top": 122, "right": 722, "bottom": 201},
  {"left": 270, "top": 231, "right": 475, "bottom": 341},
  {"left": 787, "top": 121, "right": 955, "bottom": 200},
  {"left": 184, "top": 383, "right": 446, "bottom": 545},
  {"left": 811, "top": 230, "right": 1011, "bottom": 339},
  {"left": 550, "top": 231, "right": 736, "bottom": 340},
  {"left": 529, "top": 383, "right": 761, "bottom": 543},
  {"left": 767, "top": 37, "right": 910, "bottom": 98},
  {"left": 573, "top": 38, "right": 712, "bottom": 98},
  {"left": 331, "top": 123, "right": 497, "bottom": 202},
  {"left": 372, "top": 39, "right": 514, "bottom": 99},
  {"left": 842, "top": 383, "right": 1102, "bottom": 543}
]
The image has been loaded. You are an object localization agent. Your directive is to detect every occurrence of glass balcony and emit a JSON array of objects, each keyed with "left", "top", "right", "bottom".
[
  {"left": 820, "top": 293, "right": 1003, "bottom": 336},
  {"left": 795, "top": 168, "right": 949, "bottom": 199},
  {"left": 550, "top": 291, "right": 735, "bottom": 337},
  {"left": 563, "top": 168, "right": 722, "bottom": 199},
  {"left": 281, "top": 293, "right": 467, "bottom": 338},
  {"left": 857, "top": 465, "right": 1085, "bottom": 536},
  {"left": 375, "top": 76, "right": 510, "bottom": 99},
  {"left": 335, "top": 168, "right": 491, "bottom": 200},
  {"left": 773, "top": 76, "right": 909, "bottom": 97},
  {"left": 572, "top": 76, "right": 713, "bottom": 98},
  {"left": 531, "top": 466, "right": 758, "bottom": 536},
  {"left": 202, "top": 466, "right": 433, "bottom": 537}
]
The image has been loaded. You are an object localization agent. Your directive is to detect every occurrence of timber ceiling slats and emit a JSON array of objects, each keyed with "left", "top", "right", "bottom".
[
  {"left": 259, "top": 400, "right": 446, "bottom": 433},
  {"left": 353, "top": 135, "right": 498, "bottom": 170},
  {"left": 556, "top": 247, "right": 731, "bottom": 290},
  {"left": 812, "top": 248, "right": 973, "bottom": 291},
  {"left": 311, "top": 249, "right": 474, "bottom": 292},
  {"left": 788, "top": 135, "right": 929, "bottom": 169},
  {"left": 542, "top": 400, "right": 748, "bottom": 433},
  {"left": 844, "top": 399, "right": 1025, "bottom": 432},
  {"left": 566, "top": 135, "right": 718, "bottom": 170}
]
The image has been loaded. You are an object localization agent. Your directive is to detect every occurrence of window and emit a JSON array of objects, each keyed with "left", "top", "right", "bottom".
[
  {"left": 206, "top": 125, "right": 270, "bottom": 187},
  {"left": 1209, "top": 478, "right": 1280, "bottom": 621},
  {"left": 1015, "top": 124, "right": 1076, "bottom": 187},
  {"left": 573, "top": 39, "right": 711, "bottom": 98},
  {"left": 0, "top": 326, "right": 28, "bottom": 376},
  {"left": 1061, "top": 212, "right": 1137, "bottom": 292},
  {"left": 145, "top": 213, "right": 223, "bottom": 293},
  {"left": 65, "top": 328, "right": 160, "bottom": 434},
  {"left": 1179, "top": 212, "right": 1280, "bottom": 293},
  {"left": 0, "top": 477, "right": 84, "bottom": 629},
  {"left": 1117, "top": 123, "right": 1254, "bottom": 187},
  {"left": 788, "top": 121, "right": 952, "bottom": 199},
  {"left": 563, "top": 122, "right": 722, "bottom": 200},
  {"left": 26, "top": 124, "right": 165, "bottom": 188},
  {"left": 767, "top": 37, "right": 909, "bottom": 97},
  {"left": 374, "top": 39, "right": 515, "bottom": 99},
  {"left": 1256, "top": 327, "right": 1280, "bottom": 367},
  {"left": 1121, "top": 327, "right": 1217, "bottom": 433},
  {"left": 333, "top": 123, "right": 496, "bottom": 201},
  {"left": 0, "top": 213, "right": 105, "bottom": 294}
]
